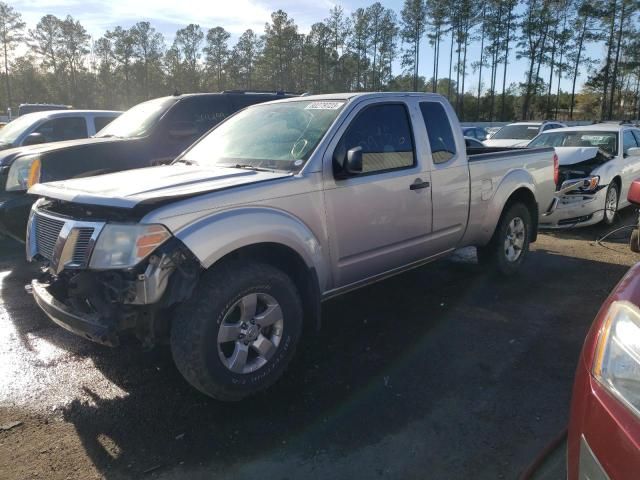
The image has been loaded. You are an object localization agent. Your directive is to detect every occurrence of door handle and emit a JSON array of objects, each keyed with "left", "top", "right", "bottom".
[{"left": 410, "top": 179, "right": 430, "bottom": 190}]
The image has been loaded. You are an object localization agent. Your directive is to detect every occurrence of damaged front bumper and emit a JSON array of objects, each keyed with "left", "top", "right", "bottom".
[
  {"left": 540, "top": 183, "right": 608, "bottom": 229},
  {"left": 31, "top": 279, "right": 119, "bottom": 346},
  {"left": 29, "top": 243, "right": 200, "bottom": 347}
]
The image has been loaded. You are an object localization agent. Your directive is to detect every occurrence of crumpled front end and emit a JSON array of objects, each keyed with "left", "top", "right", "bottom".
[
  {"left": 540, "top": 149, "right": 611, "bottom": 229},
  {"left": 26, "top": 200, "right": 201, "bottom": 347}
]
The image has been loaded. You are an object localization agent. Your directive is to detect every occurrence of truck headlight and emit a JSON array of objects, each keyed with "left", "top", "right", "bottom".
[
  {"left": 593, "top": 301, "right": 640, "bottom": 418},
  {"left": 89, "top": 224, "right": 171, "bottom": 269},
  {"left": 5, "top": 155, "right": 41, "bottom": 191}
]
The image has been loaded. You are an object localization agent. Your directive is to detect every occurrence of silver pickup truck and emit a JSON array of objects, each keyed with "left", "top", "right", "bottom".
[{"left": 26, "top": 93, "right": 557, "bottom": 400}]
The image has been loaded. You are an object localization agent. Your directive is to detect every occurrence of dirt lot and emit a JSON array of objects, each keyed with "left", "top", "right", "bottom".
[{"left": 1, "top": 210, "right": 638, "bottom": 480}]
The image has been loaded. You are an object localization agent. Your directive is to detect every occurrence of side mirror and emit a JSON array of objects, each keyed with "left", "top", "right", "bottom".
[
  {"left": 628, "top": 147, "right": 640, "bottom": 158},
  {"left": 22, "top": 132, "right": 46, "bottom": 146},
  {"left": 168, "top": 121, "right": 198, "bottom": 139},
  {"left": 343, "top": 146, "right": 363, "bottom": 175},
  {"left": 628, "top": 179, "right": 640, "bottom": 206}
]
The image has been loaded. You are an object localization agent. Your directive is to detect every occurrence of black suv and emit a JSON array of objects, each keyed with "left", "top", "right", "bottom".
[{"left": 0, "top": 91, "right": 293, "bottom": 241}]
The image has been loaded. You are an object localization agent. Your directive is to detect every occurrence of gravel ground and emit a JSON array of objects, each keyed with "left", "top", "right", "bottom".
[{"left": 0, "top": 209, "right": 638, "bottom": 480}]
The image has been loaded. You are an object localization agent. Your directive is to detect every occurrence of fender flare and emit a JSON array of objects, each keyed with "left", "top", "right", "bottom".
[
  {"left": 174, "top": 206, "right": 330, "bottom": 290},
  {"left": 482, "top": 169, "right": 537, "bottom": 240}
]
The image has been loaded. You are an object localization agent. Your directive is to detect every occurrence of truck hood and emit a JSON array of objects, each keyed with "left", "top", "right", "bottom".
[
  {"left": 29, "top": 164, "right": 292, "bottom": 209},
  {"left": 483, "top": 138, "right": 530, "bottom": 147},
  {"left": 554, "top": 147, "right": 604, "bottom": 166},
  {"left": 0, "top": 137, "right": 121, "bottom": 167}
]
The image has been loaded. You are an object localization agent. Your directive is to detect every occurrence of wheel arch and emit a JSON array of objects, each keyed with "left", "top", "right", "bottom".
[
  {"left": 210, "top": 242, "right": 322, "bottom": 331},
  {"left": 503, "top": 187, "right": 539, "bottom": 242},
  {"left": 174, "top": 207, "right": 327, "bottom": 331}
]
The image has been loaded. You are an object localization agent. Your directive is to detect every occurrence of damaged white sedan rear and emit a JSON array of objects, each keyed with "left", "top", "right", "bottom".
[{"left": 530, "top": 124, "right": 640, "bottom": 228}]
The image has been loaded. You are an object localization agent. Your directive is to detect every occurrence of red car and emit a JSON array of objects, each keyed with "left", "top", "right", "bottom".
[{"left": 568, "top": 181, "right": 640, "bottom": 479}]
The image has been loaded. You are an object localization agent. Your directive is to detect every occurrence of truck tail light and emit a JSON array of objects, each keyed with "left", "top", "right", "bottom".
[{"left": 553, "top": 153, "right": 559, "bottom": 185}]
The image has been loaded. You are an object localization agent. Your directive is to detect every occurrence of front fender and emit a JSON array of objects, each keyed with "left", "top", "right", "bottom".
[{"left": 174, "top": 207, "right": 330, "bottom": 290}]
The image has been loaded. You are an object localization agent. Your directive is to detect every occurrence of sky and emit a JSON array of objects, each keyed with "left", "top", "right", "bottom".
[{"left": 13, "top": 0, "right": 601, "bottom": 93}]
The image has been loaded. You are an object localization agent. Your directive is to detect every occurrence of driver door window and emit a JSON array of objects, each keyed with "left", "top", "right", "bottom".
[
  {"left": 623, "top": 130, "right": 638, "bottom": 156},
  {"left": 334, "top": 104, "right": 415, "bottom": 175}
]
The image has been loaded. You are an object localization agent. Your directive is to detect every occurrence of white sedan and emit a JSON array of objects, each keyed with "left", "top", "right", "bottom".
[
  {"left": 530, "top": 124, "right": 640, "bottom": 228},
  {"left": 484, "top": 121, "right": 566, "bottom": 147}
]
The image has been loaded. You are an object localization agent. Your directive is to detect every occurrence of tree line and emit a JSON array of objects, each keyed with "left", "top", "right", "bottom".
[{"left": 0, "top": 0, "right": 638, "bottom": 122}]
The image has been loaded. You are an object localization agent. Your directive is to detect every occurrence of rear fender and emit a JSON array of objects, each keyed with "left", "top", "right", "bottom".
[{"left": 481, "top": 169, "right": 537, "bottom": 242}]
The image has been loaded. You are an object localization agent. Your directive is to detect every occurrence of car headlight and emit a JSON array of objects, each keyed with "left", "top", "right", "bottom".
[
  {"left": 593, "top": 301, "right": 640, "bottom": 418},
  {"left": 5, "top": 155, "right": 41, "bottom": 191},
  {"left": 89, "top": 224, "right": 172, "bottom": 269},
  {"left": 560, "top": 175, "right": 600, "bottom": 194}
]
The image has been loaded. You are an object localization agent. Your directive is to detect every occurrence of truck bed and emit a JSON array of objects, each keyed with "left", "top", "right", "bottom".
[{"left": 466, "top": 145, "right": 554, "bottom": 161}]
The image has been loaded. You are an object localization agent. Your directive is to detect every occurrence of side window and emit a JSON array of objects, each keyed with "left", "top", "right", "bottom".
[
  {"left": 419, "top": 102, "right": 457, "bottom": 164},
  {"left": 623, "top": 130, "right": 639, "bottom": 156},
  {"left": 94, "top": 116, "right": 116, "bottom": 133},
  {"left": 164, "top": 96, "right": 232, "bottom": 137},
  {"left": 33, "top": 117, "right": 88, "bottom": 142},
  {"left": 542, "top": 124, "right": 552, "bottom": 131},
  {"left": 632, "top": 130, "right": 640, "bottom": 147},
  {"left": 334, "top": 103, "right": 415, "bottom": 175}
]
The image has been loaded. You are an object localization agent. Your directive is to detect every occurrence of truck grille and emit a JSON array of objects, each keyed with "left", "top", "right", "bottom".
[
  {"left": 34, "top": 213, "right": 65, "bottom": 261},
  {"left": 72, "top": 228, "right": 95, "bottom": 264},
  {"left": 29, "top": 211, "right": 103, "bottom": 271}
]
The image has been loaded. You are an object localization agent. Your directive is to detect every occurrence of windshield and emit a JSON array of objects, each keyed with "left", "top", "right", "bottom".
[
  {"left": 493, "top": 124, "right": 540, "bottom": 140},
  {"left": 529, "top": 131, "right": 619, "bottom": 156},
  {"left": 0, "top": 114, "right": 41, "bottom": 144},
  {"left": 180, "top": 100, "right": 346, "bottom": 171},
  {"left": 95, "top": 96, "right": 176, "bottom": 138}
]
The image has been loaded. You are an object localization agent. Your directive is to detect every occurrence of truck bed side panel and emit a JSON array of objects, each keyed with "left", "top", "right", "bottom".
[{"left": 462, "top": 147, "right": 556, "bottom": 246}]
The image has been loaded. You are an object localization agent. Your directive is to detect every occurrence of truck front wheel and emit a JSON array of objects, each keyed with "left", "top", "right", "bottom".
[
  {"left": 477, "top": 203, "right": 532, "bottom": 276},
  {"left": 170, "top": 261, "right": 303, "bottom": 401}
]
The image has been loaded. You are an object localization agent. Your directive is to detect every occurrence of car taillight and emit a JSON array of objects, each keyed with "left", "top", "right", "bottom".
[{"left": 553, "top": 152, "right": 559, "bottom": 185}]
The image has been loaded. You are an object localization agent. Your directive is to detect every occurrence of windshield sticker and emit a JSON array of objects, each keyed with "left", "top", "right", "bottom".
[{"left": 305, "top": 101, "right": 343, "bottom": 110}]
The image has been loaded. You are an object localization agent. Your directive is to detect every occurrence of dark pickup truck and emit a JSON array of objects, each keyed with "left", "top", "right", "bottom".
[{"left": 0, "top": 91, "right": 294, "bottom": 241}]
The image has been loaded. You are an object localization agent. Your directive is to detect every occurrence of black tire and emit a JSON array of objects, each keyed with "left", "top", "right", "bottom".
[
  {"left": 631, "top": 228, "right": 640, "bottom": 253},
  {"left": 603, "top": 182, "right": 620, "bottom": 226},
  {"left": 477, "top": 202, "right": 532, "bottom": 276},
  {"left": 170, "top": 261, "right": 303, "bottom": 401}
]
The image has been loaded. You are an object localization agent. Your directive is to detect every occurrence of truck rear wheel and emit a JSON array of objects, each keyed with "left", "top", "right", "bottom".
[
  {"left": 477, "top": 202, "right": 532, "bottom": 276},
  {"left": 170, "top": 261, "right": 303, "bottom": 401}
]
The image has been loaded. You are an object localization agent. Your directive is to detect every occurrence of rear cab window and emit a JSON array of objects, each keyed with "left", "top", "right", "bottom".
[
  {"left": 333, "top": 103, "right": 415, "bottom": 175},
  {"left": 419, "top": 102, "right": 457, "bottom": 164}
]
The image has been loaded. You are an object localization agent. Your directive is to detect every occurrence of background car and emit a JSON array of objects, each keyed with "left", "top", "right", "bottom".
[
  {"left": 0, "top": 109, "right": 121, "bottom": 151},
  {"left": 484, "top": 121, "right": 566, "bottom": 147},
  {"left": 0, "top": 90, "right": 295, "bottom": 242},
  {"left": 485, "top": 126, "right": 502, "bottom": 138},
  {"left": 532, "top": 124, "right": 640, "bottom": 228},
  {"left": 567, "top": 260, "right": 640, "bottom": 480},
  {"left": 464, "top": 136, "right": 485, "bottom": 148},
  {"left": 17, "top": 103, "right": 72, "bottom": 117},
  {"left": 462, "top": 126, "right": 488, "bottom": 141}
]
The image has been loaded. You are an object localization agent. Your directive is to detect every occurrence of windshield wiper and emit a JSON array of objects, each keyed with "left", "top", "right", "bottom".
[
  {"left": 175, "top": 158, "right": 197, "bottom": 165},
  {"left": 227, "top": 163, "right": 278, "bottom": 172}
]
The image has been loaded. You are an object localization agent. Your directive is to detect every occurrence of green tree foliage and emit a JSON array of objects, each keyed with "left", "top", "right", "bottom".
[
  {"left": 1, "top": 2, "right": 638, "bottom": 122},
  {"left": 0, "top": 2, "right": 24, "bottom": 107}
]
